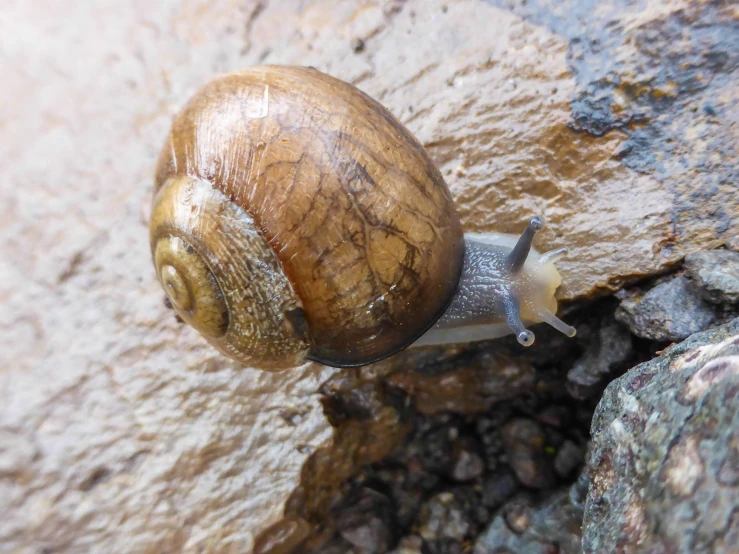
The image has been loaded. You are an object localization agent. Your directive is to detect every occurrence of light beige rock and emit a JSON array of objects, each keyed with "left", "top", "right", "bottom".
[{"left": 0, "top": 2, "right": 337, "bottom": 553}]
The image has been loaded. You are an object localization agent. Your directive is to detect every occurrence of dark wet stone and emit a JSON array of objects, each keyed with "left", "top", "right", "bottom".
[
  {"left": 388, "top": 535, "right": 423, "bottom": 554},
  {"left": 417, "top": 492, "right": 470, "bottom": 542},
  {"left": 313, "top": 537, "right": 359, "bottom": 554},
  {"left": 340, "top": 520, "right": 391, "bottom": 554},
  {"left": 615, "top": 276, "right": 717, "bottom": 342},
  {"left": 535, "top": 405, "right": 572, "bottom": 429},
  {"left": 404, "top": 456, "right": 441, "bottom": 493},
  {"left": 567, "top": 315, "right": 634, "bottom": 396},
  {"left": 336, "top": 488, "right": 395, "bottom": 554},
  {"left": 395, "top": 486, "right": 425, "bottom": 530},
  {"left": 684, "top": 249, "right": 739, "bottom": 305},
  {"left": 320, "top": 377, "right": 388, "bottom": 424},
  {"left": 504, "top": 500, "right": 533, "bottom": 534},
  {"left": 474, "top": 489, "right": 584, "bottom": 554},
  {"left": 584, "top": 318, "right": 739, "bottom": 553},
  {"left": 481, "top": 472, "right": 518, "bottom": 510},
  {"left": 553, "top": 440, "right": 583, "bottom": 479},
  {"left": 475, "top": 409, "right": 512, "bottom": 473},
  {"left": 500, "top": 419, "right": 556, "bottom": 489},
  {"left": 453, "top": 485, "right": 490, "bottom": 528},
  {"left": 385, "top": 346, "right": 537, "bottom": 415},
  {"left": 415, "top": 418, "right": 460, "bottom": 475},
  {"left": 375, "top": 468, "right": 425, "bottom": 529},
  {"left": 449, "top": 436, "right": 485, "bottom": 482},
  {"left": 425, "top": 538, "right": 464, "bottom": 554},
  {"left": 422, "top": 486, "right": 488, "bottom": 538}
]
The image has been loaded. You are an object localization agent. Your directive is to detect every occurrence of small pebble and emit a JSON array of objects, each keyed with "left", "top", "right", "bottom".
[
  {"left": 481, "top": 472, "right": 518, "bottom": 509},
  {"left": 449, "top": 437, "right": 485, "bottom": 482},
  {"left": 418, "top": 492, "right": 469, "bottom": 541},
  {"left": 417, "top": 423, "right": 458, "bottom": 474},
  {"left": 553, "top": 440, "right": 583, "bottom": 478},
  {"left": 340, "top": 518, "right": 390, "bottom": 554},
  {"left": 504, "top": 502, "right": 532, "bottom": 534},
  {"left": 500, "top": 419, "right": 556, "bottom": 489},
  {"left": 535, "top": 405, "right": 572, "bottom": 428},
  {"left": 336, "top": 488, "right": 394, "bottom": 554}
]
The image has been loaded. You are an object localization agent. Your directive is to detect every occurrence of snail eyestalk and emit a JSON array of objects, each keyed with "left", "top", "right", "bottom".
[
  {"left": 539, "top": 247, "right": 569, "bottom": 265},
  {"left": 507, "top": 216, "right": 544, "bottom": 273},
  {"left": 503, "top": 295, "right": 535, "bottom": 346},
  {"left": 537, "top": 309, "right": 577, "bottom": 337}
]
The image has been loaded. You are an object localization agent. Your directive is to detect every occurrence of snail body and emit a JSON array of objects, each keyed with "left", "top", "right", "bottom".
[{"left": 151, "top": 65, "right": 575, "bottom": 370}]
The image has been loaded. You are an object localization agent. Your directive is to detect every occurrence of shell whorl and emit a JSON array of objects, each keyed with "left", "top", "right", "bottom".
[{"left": 151, "top": 176, "right": 309, "bottom": 370}]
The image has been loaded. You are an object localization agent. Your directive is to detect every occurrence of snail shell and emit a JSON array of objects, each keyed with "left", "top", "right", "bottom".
[{"left": 151, "top": 66, "right": 464, "bottom": 370}]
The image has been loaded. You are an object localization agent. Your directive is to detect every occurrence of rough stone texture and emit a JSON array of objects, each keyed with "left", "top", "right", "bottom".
[
  {"left": 491, "top": 0, "right": 739, "bottom": 262},
  {"left": 2, "top": 0, "right": 738, "bottom": 552},
  {"left": 567, "top": 309, "right": 634, "bottom": 396},
  {"left": 336, "top": 488, "right": 396, "bottom": 554},
  {"left": 615, "top": 275, "right": 718, "bottom": 342},
  {"left": 318, "top": 395, "right": 592, "bottom": 553},
  {"left": 449, "top": 437, "right": 486, "bottom": 482},
  {"left": 417, "top": 492, "right": 471, "bottom": 542},
  {"left": 685, "top": 249, "right": 739, "bottom": 305},
  {"left": 385, "top": 346, "right": 538, "bottom": 415},
  {"left": 500, "top": 419, "right": 556, "bottom": 489},
  {"left": 583, "top": 317, "right": 739, "bottom": 554},
  {"left": 389, "top": 535, "right": 424, "bottom": 554},
  {"left": 474, "top": 486, "right": 585, "bottom": 554}
]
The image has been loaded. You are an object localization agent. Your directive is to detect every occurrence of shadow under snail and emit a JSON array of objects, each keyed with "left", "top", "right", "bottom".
[{"left": 150, "top": 65, "right": 576, "bottom": 371}]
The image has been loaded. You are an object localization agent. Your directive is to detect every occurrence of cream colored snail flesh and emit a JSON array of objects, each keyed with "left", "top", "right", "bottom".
[{"left": 150, "top": 65, "right": 576, "bottom": 370}]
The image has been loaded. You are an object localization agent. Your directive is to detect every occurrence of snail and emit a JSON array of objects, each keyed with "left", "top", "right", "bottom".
[{"left": 150, "top": 65, "right": 576, "bottom": 371}]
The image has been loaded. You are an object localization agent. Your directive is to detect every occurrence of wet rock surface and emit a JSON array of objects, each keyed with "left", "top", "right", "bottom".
[
  {"left": 584, "top": 318, "right": 739, "bottom": 554},
  {"left": 500, "top": 419, "right": 556, "bottom": 489},
  {"left": 490, "top": 0, "right": 739, "bottom": 257},
  {"left": 685, "top": 249, "right": 739, "bottom": 305},
  {"left": 615, "top": 275, "right": 718, "bottom": 341},
  {"left": 311, "top": 389, "right": 594, "bottom": 553},
  {"left": 566, "top": 305, "right": 635, "bottom": 397},
  {"left": 1, "top": 0, "right": 737, "bottom": 552},
  {"left": 474, "top": 484, "right": 586, "bottom": 554}
]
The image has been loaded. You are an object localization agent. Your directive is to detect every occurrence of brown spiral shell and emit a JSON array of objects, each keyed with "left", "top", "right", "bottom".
[{"left": 151, "top": 65, "right": 464, "bottom": 369}]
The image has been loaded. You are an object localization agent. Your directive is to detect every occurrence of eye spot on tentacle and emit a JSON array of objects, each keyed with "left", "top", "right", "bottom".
[
  {"left": 539, "top": 247, "right": 568, "bottom": 265},
  {"left": 517, "top": 330, "right": 535, "bottom": 346}
]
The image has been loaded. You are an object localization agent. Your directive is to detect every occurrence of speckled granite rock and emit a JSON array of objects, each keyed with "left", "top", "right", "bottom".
[{"left": 583, "top": 317, "right": 739, "bottom": 554}]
